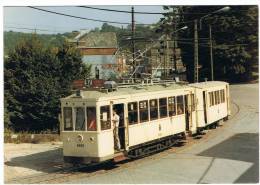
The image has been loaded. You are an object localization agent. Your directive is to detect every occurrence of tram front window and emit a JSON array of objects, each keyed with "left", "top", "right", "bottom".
[
  {"left": 63, "top": 107, "right": 73, "bottom": 131},
  {"left": 75, "top": 107, "right": 85, "bottom": 131},
  {"left": 86, "top": 107, "right": 97, "bottom": 131}
]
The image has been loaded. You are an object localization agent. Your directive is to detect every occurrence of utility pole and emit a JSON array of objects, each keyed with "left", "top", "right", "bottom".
[
  {"left": 131, "top": 6, "right": 136, "bottom": 78},
  {"left": 164, "top": 35, "right": 169, "bottom": 79},
  {"left": 194, "top": 19, "right": 199, "bottom": 83},
  {"left": 173, "top": 23, "right": 177, "bottom": 74},
  {"left": 209, "top": 25, "right": 214, "bottom": 81}
]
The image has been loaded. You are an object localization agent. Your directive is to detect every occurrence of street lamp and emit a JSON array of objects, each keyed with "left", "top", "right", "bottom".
[
  {"left": 199, "top": 6, "right": 230, "bottom": 29},
  {"left": 172, "top": 26, "right": 188, "bottom": 74},
  {"left": 194, "top": 6, "right": 230, "bottom": 82},
  {"left": 201, "top": 6, "right": 230, "bottom": 81}
]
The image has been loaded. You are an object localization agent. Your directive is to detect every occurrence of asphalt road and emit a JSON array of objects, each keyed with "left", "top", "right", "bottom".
[{"left": 69, "top": 83, "right": 259, "bottom": 184}]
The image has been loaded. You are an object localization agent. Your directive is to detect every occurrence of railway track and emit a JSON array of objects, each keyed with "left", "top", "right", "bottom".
[{"left": 7, "top": 101, "right": 240, "bottom": 184}]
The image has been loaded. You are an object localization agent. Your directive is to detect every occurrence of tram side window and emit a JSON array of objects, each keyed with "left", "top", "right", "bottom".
[
  {"left": 75, "top": 107, "right": 85, "bottom": 131},
  {"left": 168, "top": 97, "right": 176, "bottom": 116},
  {"left": 219, "top": 91, "right": 221, "bottom": 104},
  {"left": 159, "top": 98, "right": 168, "bottom": 118},
  {"left": 220, "top": 90, "right": 223, "bottom": 103},
  {"left": 63, "top": 107, "right": 73, "bottom": 131},
  {"left": 86, "top": 107, "right": 97, "bottom": 131},
  {"left": 100, "top": 106, "right": 111, "bottom": 130},
  {"left": 211, "top": 92, "right": 215, "bottom": 106},
  {"left": 150, "top": 99, "right": 158, "bottom": 120},
  {"left": 176, "top": 96, "right": 184, "bottom": 115},
  {"left": 218, "top": 90, "right": 221, "bottom": 104},
  {"left": 214, "top": 91, "right": 218, "bottom": 105},
  {"left": 139, "top": 100, "right": 149, "bottom": 122},
  {"left": 191, "top": 94, "right": 195, "bottom": 111},
  {"left": 220, "top": 89, "right": 224, "bottom": 103},
  {"left": 128, "top": 102, "right": 138, "bottom": 125},
  {"left": 223, "top": 89, "right": 226, "bottom": 103},
  {"left": 208, "top": 92, "right": 212, "bottom": 106}
]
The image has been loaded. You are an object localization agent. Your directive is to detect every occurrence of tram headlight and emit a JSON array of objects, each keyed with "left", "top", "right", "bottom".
[
  {"left": 77, "top": 134, "right": 84, "bottom": 142},
  {"left": 90, "top": 137, "right": 94, "bottom": 142}
]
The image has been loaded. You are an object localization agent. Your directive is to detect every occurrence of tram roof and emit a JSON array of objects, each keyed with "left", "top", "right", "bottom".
[
  {"left": 188, "top": 81, "right": 228, "bottom": 89},
  {"left": 62, "top": 83, "right": 192, "bottom": 101}
]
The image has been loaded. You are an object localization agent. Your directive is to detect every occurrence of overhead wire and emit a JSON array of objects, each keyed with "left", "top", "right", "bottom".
[
  {"left": 78, "top": 6, "right": 212, "bottom": 15},
  {"left": 28, "top": 6, "right": 131, "bottom": 25},
  {"left": 4, "top": 26, "right": 61, "bottom": 33}
]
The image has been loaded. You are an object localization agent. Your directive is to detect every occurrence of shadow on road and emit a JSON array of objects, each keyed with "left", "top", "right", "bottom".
[
  {"left": 5, "top": 147, "right": 65, "bottom": 173},
  {"left": 198, "top": 133, "right": 259, "bottom": 183}
]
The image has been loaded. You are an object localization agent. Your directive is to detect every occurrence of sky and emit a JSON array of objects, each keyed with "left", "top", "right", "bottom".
[{"left": 4, "top": 6, "right": 167, "bottom": 34}]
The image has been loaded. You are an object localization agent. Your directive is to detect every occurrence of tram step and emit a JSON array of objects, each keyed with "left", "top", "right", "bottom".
[{"left": 113, "top": 152, "right": 127, "bottom": 162}]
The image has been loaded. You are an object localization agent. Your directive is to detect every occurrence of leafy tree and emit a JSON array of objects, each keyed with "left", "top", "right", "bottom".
[
  {"left": 159, "top": 5, "right": 258, "bottom": 82},
  {"left": 4, "top": 35, "right": 88, "bottom": 132}
]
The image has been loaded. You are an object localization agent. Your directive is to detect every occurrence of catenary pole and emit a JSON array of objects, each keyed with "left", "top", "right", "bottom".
[
  {"left": 131, "top": 6, "right": 136, "bottom": 78},
  {"left": 194, "top": 19, "right": 199, "bottom": 82},
  {"left": 209, "top": 25, "right": 214, "bottom": 81}
]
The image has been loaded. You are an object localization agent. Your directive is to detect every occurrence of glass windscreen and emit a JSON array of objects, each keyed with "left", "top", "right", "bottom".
[
  {"left": 87, "top": 107, "right": 97, "bottom": 131},
  {"left": 75, "top": 107, "right": 85, "bottom": 131},
  {"left": 63, "top": 107, "right": 73, "bottom": 131}
]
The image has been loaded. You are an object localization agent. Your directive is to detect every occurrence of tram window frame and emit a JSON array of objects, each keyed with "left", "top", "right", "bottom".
[
  {"left": 63, "top": 107, "right": 73, "bottom": 131},
  {"left": 176, "top": 95, "right": 184, "bottom": 115},
  {"left": 128, "top": 102, "right": 138, "bottom": 125},
  {"left": 75, "top": 107, "right": 85, "bottom": 131},
  {"left": 139, "top": 100, "right": 149, "bottom": 123},
  {"left": 100, "top": 106, "right": 111, "bottom": 130},
  {"left": 149, "top": 99, "right": 158, "bottom": 120},
  {"left": 86, "top": 107, "right": 97, "bottom": 131},
  {"left": 168, "top": 96, "right": 176, "bottom": 116},
  {"left": 159, "top": 98, "right": 168, "bottom": 118}
]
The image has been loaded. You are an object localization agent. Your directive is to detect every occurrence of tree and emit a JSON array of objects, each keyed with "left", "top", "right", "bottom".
[
  {"left": 4, "top": 35, "right": 89, "bottom": 132},
  {"left": 160, "top": 5, "right": 258, "bottom": 82}
]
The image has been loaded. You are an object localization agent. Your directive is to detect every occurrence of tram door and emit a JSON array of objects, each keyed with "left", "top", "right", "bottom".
[
  {"left": 113, "top": 104, "right": 126, "bottom": 150},
  {"left": 184, "top": 95, "right": 191, "bottom": 131}
]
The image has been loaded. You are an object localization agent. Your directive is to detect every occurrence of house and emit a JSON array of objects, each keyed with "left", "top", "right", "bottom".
[{"left": 69, "top": 31, "right": 127, "bottom": 79}]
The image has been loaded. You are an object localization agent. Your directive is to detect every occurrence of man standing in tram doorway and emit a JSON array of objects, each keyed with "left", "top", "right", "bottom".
[{"left": 112, "top": 110, "right": 121, "bottom": 150}]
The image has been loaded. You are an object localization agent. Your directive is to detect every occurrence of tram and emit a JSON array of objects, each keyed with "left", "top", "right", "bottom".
[{"left": 60, "top": 80, "right": 230, "bottom": 164}]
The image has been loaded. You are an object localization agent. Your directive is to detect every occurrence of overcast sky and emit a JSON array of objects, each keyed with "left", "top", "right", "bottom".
[{"left": 4, "top": 6, "right": 167, "bottom": 34}]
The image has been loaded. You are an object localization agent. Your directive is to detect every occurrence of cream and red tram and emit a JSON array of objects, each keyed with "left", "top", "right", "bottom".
[{"left": 60, "top": 81, "right": 230, "bottom": 164}]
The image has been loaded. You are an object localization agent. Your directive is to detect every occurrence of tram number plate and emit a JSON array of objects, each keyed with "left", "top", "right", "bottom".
[{"left": 77, "top": 143, "right": 85, "bottom": 148}]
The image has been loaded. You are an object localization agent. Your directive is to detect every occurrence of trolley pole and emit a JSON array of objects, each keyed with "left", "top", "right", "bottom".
[
  {"left": 131, "top": 6, "right": 136, "bottom": 78},
  {"left": 209, "top": 25, "right": 214, "bottom": 81},
  {"left": 194, "top": 19, "right": 199, "bottom": 83}
]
